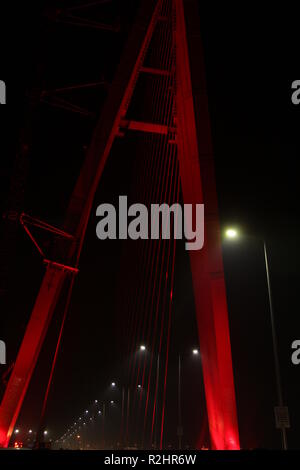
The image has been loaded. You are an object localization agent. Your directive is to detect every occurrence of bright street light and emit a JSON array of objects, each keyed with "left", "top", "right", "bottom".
[
  {"left": 192, "top": 349, "right": 199, "bottom": 355},
  {"left": 111, "top": 382, "right": 116, "bottom": 387},
  {"left": 224, "top": 227, "right": 288, "bottom": 450},
  {"left": 14, "top": 429, "right": 19, "bottom": 434},
  {"left": 225, "top": 228, "right": 239, "bottom": 239},
  {"left": 140, "top": 345, "right": 146, "bottom": 351}
]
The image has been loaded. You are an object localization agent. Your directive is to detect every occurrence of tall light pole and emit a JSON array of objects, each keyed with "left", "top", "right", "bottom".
[
  {"left": 177, "top": 348, "right": 199, "bottom": 450},
  {"left": 225, "top": 228, "right": 288, "bottom": 449},
  {"left": 121, "top": 386, "right": 125, "bottom": 446},
  {"left": 138, "top": 344, "right": 161, "bottom": 450},
  {"left": 177, "top": 355, "right": 182, "bottom": 450},
  {"left": 263, "top": 241, "right": 288, "bottom": 450},
  {"left": 153, "top": 354, "right": 160, "bottom": 450},
  {"left": 102, "top": 402, "right": 106, "bottom": 449}
]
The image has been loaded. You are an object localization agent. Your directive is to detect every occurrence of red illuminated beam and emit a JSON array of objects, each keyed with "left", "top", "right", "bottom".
[
  {"left": 175, "top": 0, "right": 240, "bottom": 449},
  {"left": 0, "top": 265, "right": 67, "bottom": 447},
  {"left": 120, "top": 119, "right": 175, "bottom": 135},
  {"left": 0, "top": 0, "right": 162, "bottom": 448},
  {"left": 140, "top": 66, "right": 171, "bottom": 76}
]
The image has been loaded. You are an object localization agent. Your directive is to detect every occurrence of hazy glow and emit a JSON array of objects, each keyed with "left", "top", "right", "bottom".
[{"left": 225, "top": 228, "right": 238, "bottom": 239}]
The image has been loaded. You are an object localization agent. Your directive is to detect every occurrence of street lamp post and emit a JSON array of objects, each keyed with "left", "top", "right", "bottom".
[
  {"left": 225, "top": 228, "right": 288, "bottom": 450},
  {"left": 177, "top": 349, "right": 199, "bottom": 450},
  {"left": 177, "top": 355, "right": 182, "bottom": 450},
  {"left": 138, "top": 345, "right": 161, "bottom": 449},
  {"left": 102, "top": 402, "right": 106, "bottom": 449},
  {"left": 263, "top": 241, "right": 288, "bottom": 450},
  {"left": 153, "top": 354, "right": 160, "bottom": 450}
]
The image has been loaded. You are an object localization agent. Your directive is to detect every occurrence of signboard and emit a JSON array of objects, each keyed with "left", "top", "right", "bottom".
[
  {"left": 0, "top": 80, "right": 6, "bottom": 104},
  {"left": 274, "top": 406, "right": 290, "bottom": 429}
]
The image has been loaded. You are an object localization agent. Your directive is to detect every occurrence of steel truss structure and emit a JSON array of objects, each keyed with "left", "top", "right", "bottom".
[{"left": 0, "top": 0, "right": 239, "bottom": 449}]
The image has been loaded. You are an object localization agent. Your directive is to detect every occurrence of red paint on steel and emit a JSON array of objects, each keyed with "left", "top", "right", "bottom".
[
  {"left": 175, "top": 0, "right": 240, "bottom": 449},
  {"left": 0, "top": 0, "right": 162, "bottom": 448}
]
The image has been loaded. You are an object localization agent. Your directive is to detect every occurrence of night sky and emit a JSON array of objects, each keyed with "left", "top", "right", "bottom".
[{"left": 1, "top": 1, "right": 300, "bottom": 450}]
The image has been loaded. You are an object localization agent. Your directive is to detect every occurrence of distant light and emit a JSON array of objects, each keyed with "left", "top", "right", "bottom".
[
  {"left": 83, "top": 423, "right": 86, "bottom": 426},
  {"left": 95, "top": 399, "right": 98, "bottom": 403},
  {"left": 90, "top": 417, "right": 93, "bottom": 421},
  {"left": 85, "top": 410, "right": 88, "bottom": 414},
  {"left": 110, "top": 400, "right": 114, "bottom": 405},
  {"left": 29, "top": 430, "right": 32, "bottom": 434},
  {"left": 98, "top": 411, "right": 102, "bottom": 415},
  {"left": 14, "top": 429, "right": 19, "bottom": 434},
  {"left": 138, "top": 384, "right": 142, "bottom": 389},
  {"left": 140, "top": 345, "right": 146, "bottom": 351},
  {"left": 111, "top": 382, "right": 116, "bottom": 387},
  {"left": 77, "top": 435, "right": 80, "bottom": 439},
  {"left": 225, "top": 228, "right": 238, "bottom": 239},
  {"left": 79, "top": 417, "right": 82, "bottom": 420},
  {"left": 44, "top": 430, "right": 48, "bottom": 435},
  {"left": 192, "top": 349, "right": 199, "bottom": 355}
]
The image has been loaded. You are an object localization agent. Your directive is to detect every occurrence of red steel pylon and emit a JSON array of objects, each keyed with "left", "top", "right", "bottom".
[{"left": 0, "top": 0, "right": 239, "bottom": 449}]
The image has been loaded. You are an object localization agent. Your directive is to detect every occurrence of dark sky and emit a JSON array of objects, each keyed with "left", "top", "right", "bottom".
[{"left": 1, "top": 1, "right": 300, "bottom": 450}]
